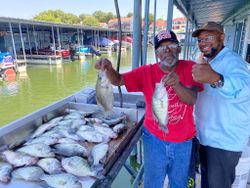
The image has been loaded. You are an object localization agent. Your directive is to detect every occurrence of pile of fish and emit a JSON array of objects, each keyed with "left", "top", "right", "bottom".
[{"left": 0, "top": 108, "right": 129, "bottom": 188}]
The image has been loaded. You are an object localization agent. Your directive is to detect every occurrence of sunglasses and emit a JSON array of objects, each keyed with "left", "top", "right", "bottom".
[
  {"left": 197, "top": 36, "right": 215, "bottom": 43},
  {"left": 157, "top": 44, "right": 178, "bottom": 53}
]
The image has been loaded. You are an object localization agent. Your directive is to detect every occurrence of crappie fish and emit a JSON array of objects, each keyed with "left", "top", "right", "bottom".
[
  {"left": 2, "top": 150, "right": 37, "bottom": 167},
  {"left": 11, "top": 166, "right": 44, "bottom": 181},
  {"left": 0, "top": 161, "right": 13, "bottom": 183},
  {"left": 113, "top": 123, "right": 127, "bottom": 135},
  {"left": 31, "top": 122, "right": 58, "bottom": 139},
  {"left": 17, "top": 143, "right": 55, "bottom": 158},
  {"left": 89, "top": 143, "right": 109, "bottom": 168},
  {"left": 41, "top": 173, "right": 82, "bottom": 188},
  {"left": 24, "top": 136, "right": 58, "bottom": 146},
  {"left": 77, "top": 130, "right": 110, "bottom": 143},
  {"left": 53, "top": 143, "right": 89, "bottom": 157},
  {"left": 152, "top": 82, "right": 169, "bottom": 133},
  {"left": 62, "top": 156, "right": 96, "bottom": 177},
  {"left": 93, "top": 124, "right": 118, "bottom": 139},
  {"left": 96, "top": 70, "right": 114, "bottom": 112},
  {"left": 37, "top": 158, "right": 63, "bottom": 174}
]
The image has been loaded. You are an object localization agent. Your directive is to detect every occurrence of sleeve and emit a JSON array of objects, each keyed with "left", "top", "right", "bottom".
[
  {"left": 218, "top": 57, "right": 250, "bottom": 100},
  {"left": 122, "top": 66, "right": 145, "bottom": 92}
]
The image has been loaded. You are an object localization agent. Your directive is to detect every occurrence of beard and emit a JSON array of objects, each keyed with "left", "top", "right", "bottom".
[
  {"left": 160, "top": 55, "right": 178, "bottom": 67},
  {"left": 203, "top": 48, "right": 218, "bottom": 58}
]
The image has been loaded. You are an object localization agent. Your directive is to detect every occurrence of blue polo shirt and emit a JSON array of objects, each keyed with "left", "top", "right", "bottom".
[{"left": 195, "top": 47, "right": 250, "bottom": 151}]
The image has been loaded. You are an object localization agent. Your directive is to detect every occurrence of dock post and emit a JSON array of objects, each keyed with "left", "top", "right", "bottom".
[
  {"left": 32, "top": 25, "right": 38, "bottom": 55},
  {"left": 142, "top": 0, "right": 150, "bottom": 65},
  {"left": 9, "top": 22, "right": 17, "bottom": 61},
  {"left": 19, "top": 23, "right": 27, "bottom": 63},
  {"left": 166, "top": 0, "right": 174, "bottom": 30},
  {"left": 132, "top": 0, "right": 142, "bottom": 69}
]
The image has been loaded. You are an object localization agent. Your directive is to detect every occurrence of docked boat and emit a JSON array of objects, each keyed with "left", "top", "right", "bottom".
[{"left": 0, "top": 52, "right": 16, "bottom": 80}]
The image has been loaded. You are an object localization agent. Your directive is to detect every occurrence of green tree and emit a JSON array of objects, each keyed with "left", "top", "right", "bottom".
[
  {"left": 33, "top": 10, "right": 79, "bottom": 24},
  {"left": 93, "top": 10, "right": 115, "bottom": 23},
  {"left": 127, "top": 12, "right": 133, "bottom": 17},
  {"left": 82, "top": 16, "right": 100, "bottom": 26}
]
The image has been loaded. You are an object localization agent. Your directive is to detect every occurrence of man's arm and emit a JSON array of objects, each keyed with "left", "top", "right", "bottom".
[
  {"left": 173, "top": 84, "right": 199, "bottom": 105},
  {"left": 162, "top": 71, "right": 198, "bottom": 105},
  {"left": 95, "top": 58, "right": 124, "bottom": 86}
]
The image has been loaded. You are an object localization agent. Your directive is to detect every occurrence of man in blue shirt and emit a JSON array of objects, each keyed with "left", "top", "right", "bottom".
[{"left": 192, "top": 21, "right": 250, "bottom": 188}]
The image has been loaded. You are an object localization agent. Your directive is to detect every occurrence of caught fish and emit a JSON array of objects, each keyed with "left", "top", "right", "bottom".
[
  {"left": 41, "top": 173, "right": 82, "bottom": 188},
  {"left": 113, "top": 123, "right": 127, "bottom": 135},
  {"left": 24, "top": 136, "right": 58, "bottom": 146},
  {"left": 53, "top": 143, "right": 89, "bottom": 157},
  {"left": 77, "top": 130, "right": 110, "bottom": 143},
  {"left": 62, "top": 156, "right": 96, "bottom": 177},
  {"left": 95, "top": 70, "right": 114, "bottom": 111},
  {"left": 1, "top": 150, "right": 37, "bottom": 167},
  {"left": 37, "top": 158, "right": 63, "bottom": 174},
  {"left": 17, "top": 143, "right": 55, "bottom": 158},
  {"left": 0, "top": 161, "right": 13, "bottom": 183},
  {"left": 89, "top": 143, "right": 109, "bottom": 169},
  {"left": 11, "top": 166, "right": 44, "bottom": 181},
  {"left": 93, "top": 124, "right": 118, "bottom": 139},
  {"left": 31, "top": 122, "right": 58, "bottom": 139},
  {"left": 152, "top": 81, "right": 169, "bottom": 133}
]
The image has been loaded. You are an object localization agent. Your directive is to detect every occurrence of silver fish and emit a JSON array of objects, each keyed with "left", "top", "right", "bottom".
[
  {"left": 18, "top": 143, "right": 55, "bottom": 158},
  {"left": 93, "top": 124, "right": 118, "bottom": 139},
  {"left": 11, "top": 166, "right": 44, "bottom": 181},
  {"left": 37, "top": 158, "right": 63, "bottom": 174},
  {"left": 31, "top": 122, "right": 58, "bottom": 139},
  {"left": 53, "top": 143, "right": 89, "bottom": 157},
  {"left": 57, "top": 137, "right": 78, "bottom": 144},
  {"left": 113, "top": 123, "right": 127, "bottom": 134},
  {"left": 62, "top": 156, "right": 96, "bottom": 177},
  {"left": 0, "top": 161, "right": 13, "bottom": 183},
  {"left": 89, "top": 143, "right": 109, "bottom": 168},
  {"left": 41, "top": 173, "right": 82, "bottom": 188},
  {"left": 2, "top": 150, "right": 37, "bottom": 167},
  {"left": 24, "top": 136, "right": 58, "bottom": 146},
  {"left": 152, "top": 82, "right": 169, "bottom": 133},
  {"left": 77, "top": 130, "right": 110, "bottom": 143},
  {"left": 95, "top": 70, "right": 114, "bottom": 111}
]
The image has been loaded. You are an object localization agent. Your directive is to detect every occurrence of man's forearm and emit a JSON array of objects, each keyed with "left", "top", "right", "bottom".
[{"left": 173, "top": 84, "right": 198, "bottom": 105}]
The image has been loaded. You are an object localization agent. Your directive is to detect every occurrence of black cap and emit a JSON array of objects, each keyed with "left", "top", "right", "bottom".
[
  {"left": 154, "top": 30, "right": 179, "bottom": 49},
  {"left": 192, "top": 22, "right": 224, "bottom": 37}
]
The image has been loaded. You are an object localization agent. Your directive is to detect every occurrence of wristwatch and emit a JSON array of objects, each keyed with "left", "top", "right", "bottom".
[{"left": 210, "top": 73, "right": 224, "bottom": 88}]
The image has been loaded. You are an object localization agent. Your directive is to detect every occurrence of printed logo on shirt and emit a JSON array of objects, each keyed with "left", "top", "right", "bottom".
[{"left": 167, "top": 87, "right": 187, "bottom": 125}]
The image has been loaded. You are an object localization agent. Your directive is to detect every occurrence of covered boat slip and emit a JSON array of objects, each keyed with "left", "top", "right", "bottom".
[{"left": 0, "top": 88, "right": 145, "bottom": 188}]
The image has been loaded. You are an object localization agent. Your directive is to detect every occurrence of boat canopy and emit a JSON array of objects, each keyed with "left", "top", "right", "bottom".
[{"left": 174, "top": 0, "right": 247, "bottom": 26}]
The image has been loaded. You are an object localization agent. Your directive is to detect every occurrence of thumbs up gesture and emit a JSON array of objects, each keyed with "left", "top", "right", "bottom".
[{"left": 192, "top": 53, "right": 220, "bottom": 84}]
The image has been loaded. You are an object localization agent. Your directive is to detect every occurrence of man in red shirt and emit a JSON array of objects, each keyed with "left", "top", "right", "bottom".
[{"left": 95, "top": 30, "right": 203, "bottom": 188}]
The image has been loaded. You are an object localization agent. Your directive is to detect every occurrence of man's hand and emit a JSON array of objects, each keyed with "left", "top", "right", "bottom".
[
  {"left": 162, "top": 71, "right": 180, "bottom": 88},
  {"left": 95, "top": 58, "right": 113, "bottom": 71},
  {"left": 192, "top": 53, "right": 220, "bottom": 84}
]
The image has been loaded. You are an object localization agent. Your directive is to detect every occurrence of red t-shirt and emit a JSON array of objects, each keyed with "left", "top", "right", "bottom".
[{"left": 122, "top": 60, "right": 203, "bottom": 142}]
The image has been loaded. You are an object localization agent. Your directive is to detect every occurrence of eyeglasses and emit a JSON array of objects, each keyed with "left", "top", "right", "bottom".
[
  {"left": 157, "top": 44, "right": 178, "bottom": 53},
  {"left": 197, "top": 36, "right": 215, "bottom": 43}
]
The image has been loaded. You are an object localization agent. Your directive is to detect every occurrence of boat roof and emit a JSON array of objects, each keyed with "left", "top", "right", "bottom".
[{"left": 174, "top": 0, "right": 248, "bottom": 26}]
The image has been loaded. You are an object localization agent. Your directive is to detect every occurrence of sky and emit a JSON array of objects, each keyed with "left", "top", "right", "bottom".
[{"left": 0, "top": 0, "right": 183, "bottom": 20}]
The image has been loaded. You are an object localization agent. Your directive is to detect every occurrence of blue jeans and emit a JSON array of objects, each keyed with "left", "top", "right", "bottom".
[{"left": 143, "top": 128, "right": 192, "bottom": 188}]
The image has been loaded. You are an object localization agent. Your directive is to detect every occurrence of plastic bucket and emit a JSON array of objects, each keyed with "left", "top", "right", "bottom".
[{"left": 232, "top": 146, "right": 250, "bottom": 188}]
